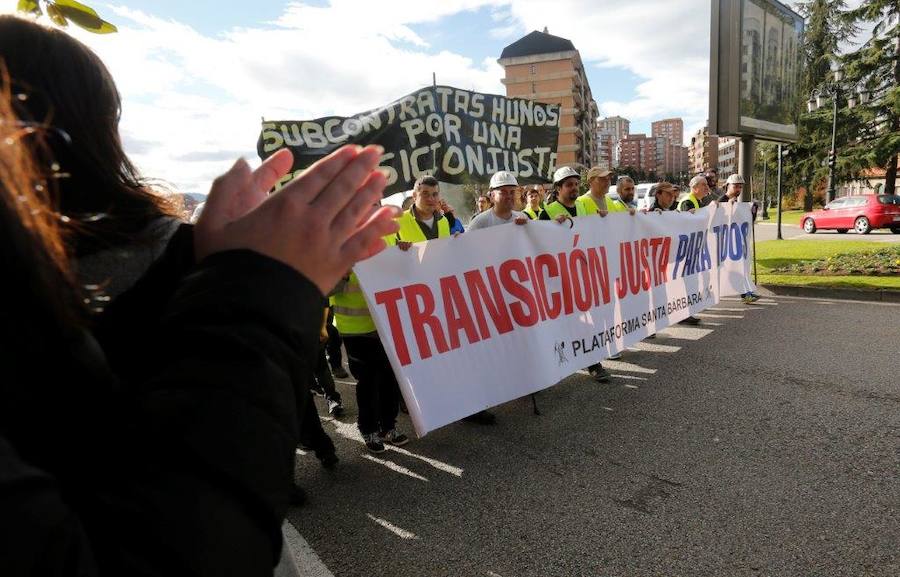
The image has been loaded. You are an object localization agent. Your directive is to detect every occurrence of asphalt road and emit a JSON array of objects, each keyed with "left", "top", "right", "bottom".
[
  {"left": 287, "top": 295, "right": 900, "bottom": 577},
  {"left": 754, "top": 220, "right": 899, "bottom": 242}
]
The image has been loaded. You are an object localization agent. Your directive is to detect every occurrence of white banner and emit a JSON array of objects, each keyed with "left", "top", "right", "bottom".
[{"left": 354, "top": 203, "right": 756, "bottom": 436}]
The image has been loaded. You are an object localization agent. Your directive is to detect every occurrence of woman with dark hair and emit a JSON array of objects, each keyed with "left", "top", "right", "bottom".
[
  {"left": 0, "top": 15, "right": 181, "bottom": 298},
  {"left": 0, "top": 72, "right": 400, "bottom": 574}
]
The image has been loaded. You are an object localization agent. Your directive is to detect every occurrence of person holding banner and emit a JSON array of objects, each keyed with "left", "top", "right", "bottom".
[
  {"left": 614, "top": 176, "right": 640, "bottom": 211},
  {"left": 720, "top": 175, "right": 761, "bottom": 304},
  {"left": 467, "top": 171, "right": 529, "bottom": 230},
  {"left": 578, "top": 167, "right": 634, "bottom": 216},
  {"left": 539, "top": 166, "right": 587, "bottom": 222},
  {"left": 644, "top": 182, "right": 679, "bottom": 212},
  {"left": 678, "top": 175, "right": 712, "bottom": 213}
]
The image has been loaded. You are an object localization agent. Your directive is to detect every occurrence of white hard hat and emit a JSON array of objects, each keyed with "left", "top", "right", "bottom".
[
  {"left": 489, "top": 171, "right": 518, "bottom": 189},
  {"left": 726, "top": 174, "right": 745, "bottom": 185},
  {"left": 553, "top": 165, "right": 580, "bottom": 184}
]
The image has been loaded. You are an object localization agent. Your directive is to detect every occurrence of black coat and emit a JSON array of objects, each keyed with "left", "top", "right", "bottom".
[{"left": 0, "top": 242, "right": 320, "bottom": 576}]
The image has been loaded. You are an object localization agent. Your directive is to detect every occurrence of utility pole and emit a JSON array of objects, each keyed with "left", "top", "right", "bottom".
[{"left": 776, "top": 143, "right": 784, "bottom": 240}]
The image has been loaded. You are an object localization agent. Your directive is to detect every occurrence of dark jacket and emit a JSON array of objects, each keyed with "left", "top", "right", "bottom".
[{"left": 0, "top": 247, "right": 320, "bottom": 576}]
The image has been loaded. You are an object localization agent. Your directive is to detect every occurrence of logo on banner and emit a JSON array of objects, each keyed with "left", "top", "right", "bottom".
[{"left": 554, "top": 341, "right": 569, "bottom": 366}]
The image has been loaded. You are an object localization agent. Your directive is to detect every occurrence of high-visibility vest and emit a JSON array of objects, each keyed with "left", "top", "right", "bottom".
[
  {"left": 577, "top": 193, "right": 629, "bottom": 215},
  {"left": 330, "top": 235, "right": 397, "bottom": 336},
  {"left": 542, "top": 200, "right": 586, "bottom": 220},
  {"left": 523, "top": 207, "right": 539, "bottom": 220},
  {"left": 679, "top": 192, "right": 701, "bottom": 211},
  {"left": 396, "top": 208, "right": 450, "bottom": 243}
]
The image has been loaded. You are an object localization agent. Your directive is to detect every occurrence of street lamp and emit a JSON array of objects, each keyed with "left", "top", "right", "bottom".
[{"left": 808, "top": 65, "right": 871, "bottom": 204}]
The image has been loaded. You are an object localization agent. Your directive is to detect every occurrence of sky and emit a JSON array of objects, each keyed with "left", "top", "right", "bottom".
[{"left": 2, "top": 0, "right": 868, "bottom": 195}]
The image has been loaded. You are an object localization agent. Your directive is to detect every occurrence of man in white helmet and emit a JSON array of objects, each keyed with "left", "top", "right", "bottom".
[
  {"left": 721, "top": 173, "right": 744, "bottom": 202},
  {"left": 468, "top": 171, "right": 529, "bottom": 230},
  {"left": 539, "top": 166, "right": 587, "bottom": 222}
]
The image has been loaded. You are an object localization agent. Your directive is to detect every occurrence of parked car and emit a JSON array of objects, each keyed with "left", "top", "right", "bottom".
[{"left": 801, "top": 194, "right": 900, "bottom": 234}]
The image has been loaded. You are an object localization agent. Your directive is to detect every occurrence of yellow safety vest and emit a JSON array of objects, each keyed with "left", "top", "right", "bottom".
[
  {"left": 542, "top": 200, "right": 586, "bottom": 220},
  {"left": 396, "top": 208, "right": 450, "bottom": 243},
  {"left": 679, "top": 192, "right": 700, "bottom": 211},
  {"left": 330, "top": 235, "right": 397, "bottom": 336},
  {"left": 523, "top": 207, "right": 539, "bottom": 220},
  {"left": 578, "top": 193, "right": 629, "bottom": 215}
]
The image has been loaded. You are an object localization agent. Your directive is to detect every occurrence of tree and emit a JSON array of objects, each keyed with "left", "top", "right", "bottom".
[
  {"left": 17, "top": 0, "right": 117, "bottom": 34},
  {"left": 792, "top": 0, "right": 859, "bottom": 209},
  {"left": 841, "top": 0, "right": 899, "bottom": 194}
]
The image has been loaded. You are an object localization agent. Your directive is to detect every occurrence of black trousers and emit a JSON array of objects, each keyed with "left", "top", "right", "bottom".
[
  {"left": 325, "top": 308, "right": 343, "bottom": 368},
  {"left": 343, "top": 336, "right": 400, "bottom": 436},
  {"left": 312, "top": 342, "right": 340, "bottom": 403}
]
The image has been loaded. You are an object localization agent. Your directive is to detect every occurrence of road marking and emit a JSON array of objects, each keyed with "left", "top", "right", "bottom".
[
  {"left": 366, "top": 514, "right": 420, "bottom": 540},
  {"left": 321, "top": 417, "right": 464, "bottom": 478},
  {"left": 707, "top": 307, "right": 761, "bottom": 312},
  {"left": 814, "top": 301, "right": 837, "bottom": 305},
  {"left": 655, "top": 326, "right": 714, "bottom": 340},
  {"left": 280, "top": 521, "right": 335, "bottom": 577},
  {"left": 628, "top": 341, "right": 681, "bottom": 353},
  {"left": 624, "top": 384, "right": 639, "bottom": 389},
  {"left": 610, "top": 374, "right": 648, "bottom": 381},
  {"left": 696, "top": 312, "right": 744, "bottom": 319},
  {"left": 361, "top": 454, "right": 429, "bottom": 482}
]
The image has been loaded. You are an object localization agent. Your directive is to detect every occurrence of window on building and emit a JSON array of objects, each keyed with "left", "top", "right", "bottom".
[{"left": 530, "top": 64, "right": 536, "bottom": 75}]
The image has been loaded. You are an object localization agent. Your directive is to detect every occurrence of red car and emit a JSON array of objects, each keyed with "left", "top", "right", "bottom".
[{"left": 801, "top": 194, "right": 900, "bottom": 234}]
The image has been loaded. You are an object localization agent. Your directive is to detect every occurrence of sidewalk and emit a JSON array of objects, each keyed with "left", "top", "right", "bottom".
[{"left": 757, "top": 284, "right": 900, "bottom": 303}]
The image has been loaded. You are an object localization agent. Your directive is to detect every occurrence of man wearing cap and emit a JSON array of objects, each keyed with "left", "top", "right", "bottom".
[
  {"left": 539, "top": 166, "right": 587, "bottom": 222},
  {"left": 678, "top": 175, "right": 712, "bottom": 213},
  {"left": 644, "top": 181, "right": 679, "bottom": 212},
  {"left": 468, "top": 171, "right": 529, "bottom": 230},
  {"left": 721, "top": 174, "right": 761, "bottom": 303},
  {"left": 579, "top": 168, "right": 635, "bottom": 216}
]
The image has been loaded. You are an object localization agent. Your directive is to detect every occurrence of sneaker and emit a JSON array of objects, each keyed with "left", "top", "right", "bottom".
[
  {"left": 380, "top": 428, "right": 409, "bottom": 447},
  {"left": 331, "top": 365, "right": 349, "bottom": 379},
  {"left": 742, "top": 293, "right": 761, "bottom": 304},
  {"left": 588, "top": 364, "right": 611, "bottom": 382},
  {"left": 678, "top": 315, "right": 701, "bottom": 325},
  {"left": 363, "top": 432, "right": 385, "bottom": 453},
  {"left": 608, "top": 353, "right": 623, "bottom": 360},
  {"left": 327, "top": 398, "right": 344, "bottom": 417},
  {"left": 462, "top": 410, "right": 497, "bottom": 425}
]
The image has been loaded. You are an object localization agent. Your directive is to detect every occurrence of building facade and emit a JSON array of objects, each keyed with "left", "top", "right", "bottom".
[
  {"left": 499, "top": 29, "right": 600, "bottom": 168},
  {"left": 689, "top": 126, "right": 719, "bottom": 175},
  {"left": 717, "top": 136, "right": 737, "bottom": 179},
  {"left": 619, "top": 133, "right": 658, "bottom": 175},
  {"left": 651, "top": 118, "right": 684, "bottom": 148}
]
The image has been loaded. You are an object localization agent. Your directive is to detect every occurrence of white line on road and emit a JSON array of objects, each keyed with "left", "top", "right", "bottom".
[
  {"left": 280, "top": 521, "right": 335, "bottom": 577},
  {"left": 624, "top": 384, "right": 639, "bottom": 389},
  {"left": 610, "top": 374, "right": 648, "bottom": 381},
  {"left": 627, "top": 341, "right": 682, "bottom": 353},
  {"left": 366, "top": 514, "right": 420, "bottom": 540},
  {"left": 361, "top": 454, "right": 429, "bottom": 482},
  {"left": 602, "top": 360, "right": 657, "bottom": 374},
  {"left": 656, "top": 327, "right": 715, "bottom": 340},
  {"left": 321, "top": 417, "right": 464, "bottom": 477},
  {"left": 696, "top": 312, "right": 745, "bottom": 319},
  {"left": 707, "top": 307, "right": 761, "bottom": 312}
]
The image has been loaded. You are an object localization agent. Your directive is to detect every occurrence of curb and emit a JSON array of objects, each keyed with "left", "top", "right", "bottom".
[{"left": 758, "top": 284, "right": 900, "bottom": 303}]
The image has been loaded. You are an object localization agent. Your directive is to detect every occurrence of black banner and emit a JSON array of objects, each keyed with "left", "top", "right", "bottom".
[{"left": 257, "top": 85, "right": 560, "bottom": 195}]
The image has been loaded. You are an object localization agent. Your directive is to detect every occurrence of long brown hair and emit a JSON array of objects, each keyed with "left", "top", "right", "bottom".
[
  {"left": 0, "top": 15, "right": 176, "bottom": 257},
  {"left": 0, "top": 75, "right": 82, "bottom": 334}
]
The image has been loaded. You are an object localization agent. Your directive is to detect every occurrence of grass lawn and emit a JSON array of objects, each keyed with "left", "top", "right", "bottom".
[{"left": 753, "top": 240, "right": 900, "bottom": 290}]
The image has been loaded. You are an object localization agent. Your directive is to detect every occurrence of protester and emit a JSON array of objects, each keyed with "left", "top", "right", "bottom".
[
  {"left": 644, "top": 182, "right": 679, "bottom": 212},
  {"left": 397, "top": 175, "right": 457, "bottom": 246},
  {"left": 440, "top": 198, "right": 466, "bottom": 235},
  {"left": 468, "top": 171, "right": 528, "bottom": 230},
  {"left": 580, "top": 168, "right": 634, "bottom": 216},
  {"left": 539, "top": 166, "right": 587, "bottom": 222},
  {"left": 331, "top": 234, "right": 410, "bottom": 453},
  {"left": 720, "top": 174, "right": 761, "bottom": 304},
  {"left": 704, "top": 168, "right": 722, "bottom": 204},
  {"left": 678, "top": 174, "right": 712, "bottom": 213},
  {"left": 0, "top": 64, "right": 399, "bottom": 574},
  {"left": 475, "top": 193, "right": 493, "bottom": 214},
  {"left": 522, "top": 185, "right": 543, "bottom": 219},
  {"left": 614, "top": 176, "right": 639, "bottom": 210}
]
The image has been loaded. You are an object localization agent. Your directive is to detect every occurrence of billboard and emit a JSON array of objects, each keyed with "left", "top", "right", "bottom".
[{"left": 710, "top": 0, "right": 804, "bottom": 142}]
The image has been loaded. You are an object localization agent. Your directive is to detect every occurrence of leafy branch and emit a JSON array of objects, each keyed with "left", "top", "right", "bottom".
[{"left": 17, "top": 0, "right": 117, "bottom": 34}]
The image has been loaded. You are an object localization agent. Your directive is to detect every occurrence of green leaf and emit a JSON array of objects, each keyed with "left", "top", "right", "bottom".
[
  {"left": 46, "top": 4, "right": 68, "bottom": 27},
  {"left": 17, "top": 0, "right": 42, "bottom": 16},
  {"left": 52, "top": 0, "right": 118, "bottom": 33}
]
